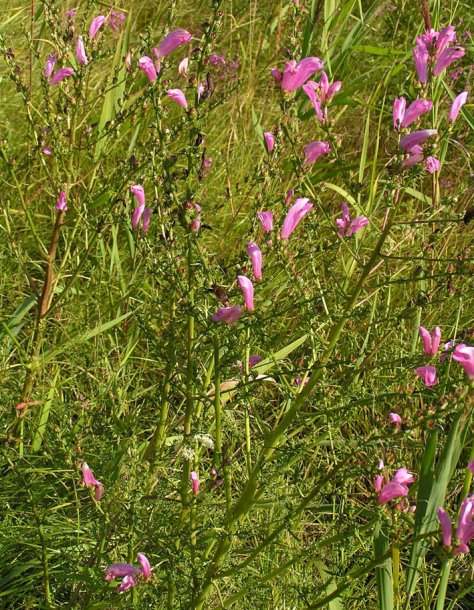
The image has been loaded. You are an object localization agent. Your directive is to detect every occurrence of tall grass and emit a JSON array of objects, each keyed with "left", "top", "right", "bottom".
[{"left": 0, "top": 0, "right": 473, "bottom": 608}]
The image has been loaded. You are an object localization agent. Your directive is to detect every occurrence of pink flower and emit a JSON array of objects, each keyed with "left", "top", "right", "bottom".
[
  {"left": 258, "top": 211, "right": 273, "bottom": 232},
  {"left": 401, "top": 99, "right": 433, "bottom": 128},
  {"left": 237, "top": 355, "right": 262, "bottom": 371},
  {"left": 167, "top": 88, "right": 188, "bottom": 109},
  {"left": 190, "top": 471, "right": 200, "bottom": 495},
  {"left": 43, "top": 147, "right": 52, "bottom": 155},
  {"left": 302, "top": 81, "right": 325, "bottom": 122},
  {"left": 415, "top": 365, "right": 438, "bottom": 386},
  {"left": 336, "top": 202, "right": 369, "bottom": 237},
  {"left": 197, "top": 82, "right": 205, "bottom": 101},
  {"left": 44, "top": 53, "right": 57, "bottom": 78},
  {"left": 280, "top": 57, "right": 324, "bottom": 92},
  {"left": 468, "top": 461, "right": 474, "bottom": 475},
  {"left": 374, "top": 474, "right": 384, "bottom": 492},
  {"left": 56, "top": 191, "right": 67, "bottom": 211},
  {"left": 393, "top": 97, "right": 407, "bottom": 129},
  {"left": 264, "top": 132, "right": 275, "bottom": 152},
  {"left": 270, "top": 67, "right": 282, "bottom": 82},
  {"left": 452, "top": 344, "right": 474, "bottom": 379},
  {"left": 304, "top": 141, "right": 330, "bottom": 164},
  {"left": 212, "top": 306, "right": 243, "bottom": 324},
  {"left": 285, "top": 188, "right": 295, "bottom": 205},
  {"left": 378, "top": 468, "right": 414, "bottom": 504},
  {"left": 247, "top": 242, "right": 262, "bottom": 281},
  {"left": 419, "top": 325, "right": 441, "bottom": 355},
  {"left": 89, "top": 15, "right": 106, "bottom": 39},
  {"left": 399, "top": 129, "right": 437, "bottom": 151},
  {"left": 437, "top": 507, "right": 453, "bottom": 547},
  {"left": 49, "top": 67, "right": 75, "bottom": 86},
  {"left": 76, "top": 36, "right": 88, "bottom": 66},
  {"left": 436, "top": 26, "right": 457, "bottom": 54},
  {"left": 438, "top": 497, "right": 474, "bottom": 555},
  {"left": 155, "top": 29, "right": 192, "bottom": 58},
  {"left": 178, "top": 57, "right": 189, "bottom": 77},
  {"left": 424, "top": 156, "right": 440, "bottom": 173},
  {"left": 389, "top": 412, "right": 402, "bottom": 426},
  {"left": 433, "top": 46, "right": 465, "bottom": 76},
  {"left": 108, "top": 9, "right": 126, "bottom": 33},
  {"left": 138, "top": 56, "right": 158, "bottom": 82},
  {"left": 105, "top": 553, "right": 152, "bottom": 592},
  {"left": 281, "top": 197, "right": 313, "bottom": 240},
  {"left": 130, "top": 185, "right": 146, "bottom": 229},
  {"left": 448, "top": 91, "right": 468, "bottom": 121},
  {"left": 454, "top": 495, "right": 474, "bottom": 554},
  {"left": 82, "top": 462, "right": 104, "bottom": 501},
  {"left": 142, "top": 207, "right": 152, "bottom": 233},
  {"left": 402, "top": 144, "right": 424, "bottom": 168},
  {"left": 237, "top": 275, "right": 254, "bottom": 311},
  {"left": 413, "top": 45, "right": 429, "bottom": 83}
]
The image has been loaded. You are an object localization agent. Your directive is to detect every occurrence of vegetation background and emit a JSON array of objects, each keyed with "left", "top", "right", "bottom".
[{"left": 0, "top": 0, "right": 473, "bottom": 608}]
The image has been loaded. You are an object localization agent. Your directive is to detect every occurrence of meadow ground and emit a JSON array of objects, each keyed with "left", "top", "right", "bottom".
[{"left": 0, "top": 1, "right": 473, "bottom": 608}]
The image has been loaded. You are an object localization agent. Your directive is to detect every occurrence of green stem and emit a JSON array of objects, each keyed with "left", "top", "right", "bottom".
[{"left": 436, "top": 558, "right": 453, "bottom": 610}]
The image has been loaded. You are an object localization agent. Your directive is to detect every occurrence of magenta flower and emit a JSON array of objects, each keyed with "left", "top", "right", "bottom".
[
  {"left": 424, "top": 156, "right": 440, "bottom": 173},
  {"left": 247, "top": 242, "right": 262, "bottom": 281},
  {"left": 270, "top": 67, "right": 282, "bottom": 83},
  {"left": 155, "top": 29, "right": 192, "bottom": 58},
  {"left": 448, "top": 91, "right": 468, "bottom": 122},
  {"left": 258, "top": 211, "right": 273, "bottom": 233},
  {"left": 212, "top": 306, "right": 243, "bottom": 324},
  {"left": 56, "top": 191, "right": 67, "bottom": 211},
  {"left": 436, "top": 26, "right": 457, "bottom": 54},
  {"left": 281, "top": 197, "right": 313, "bottom": 240},
  {"left": 468, "top": 460, "right": 474, "bottom": 475},
  {"left": 304, "top": 140, "right": 330, "bottom": 164},
  {"left": 285, "top": 188, "right": 295, "bottom": 205},
  {"left": 389, "top": 412, "right": 402, "bottom": 426},
  {"left": 393, "top": 97, "right": 407, "bottom": 129},
  {"left": 437, "top": 497, "right": 474, "bottom": 555},
  {"left": 378, "top": 468, "right": 414, "bottom": 504},
  {"left": 237, "top": 355, "right": 262, "bottom": 371},
  {"left": 138, "top": 56, "right": 158, "bottom": 82},
  {"left": 237, "top": 275, "right": 254, "bottom": 311},
  {"left": 82, "top": 462, "right": 104, "bottom": 501},
  {"left": 178, "top": 57, "right": 189, "bottom": 77},
  {"left": 452, "top": 344, "right": 474, "bottom": 379},
  {"left": 190, "top": 471, "right": 200, "bottom": 495},
  {"left": 89, "top": 15, "right": 106, "bottom": 39},
  {"left": 167, "top": 88, "right": 188, "bottom": 109},
  {"left": 280, "top": 57, "right": 324, "bottom": 92},
  {"left": 336, "top": 202, "right": 369, "bottom": 237},
  {"left": 413, "top": 45, "right": 429, "bottom": 83},
  {"left": 419, "top": 325, "right": 441, "bottom": 355},
  {"left": 105, "top": 553, "right": 152, "bottom": 592},
  {"left": 302, "top": 82, "right": 325, "bottom": 122},
  {"left": 401, "top": 144, "right": 424, "bottom": 169},
  {"left": 399, "top": 129, "right": 437, "bottom": 152},
  {"left": 130, "top": 185, "right": 145, "bottom": 229},
  {"left": 108, "top": 9, "right": 126, "bottom": 33},
  {"left": 401, "top": 99, "right": 433, "bottom": 128},
  {"left": 433, "top": 47, "right": 466, "bottom": 76},
  {"left": 76, "top": 36, "right": 88, "bottom": 66},
  {"left": 44, "top": 53, "right": 57, "bottom": 78},
  {"left": 303, "top": 71, "right": 341, "bottom": 122},
  {"left": 264, "top": 131, "right": 275, "bottom": 152},
  {"left": 142, "top": 207, "right": 152, "bottom": 233},
  {"left": 415, "top": 365, "right": 438, "bottom": 387},
  {"left": 454, "top": 496, "right": 474, "bottom": 554},
  {"left": 437, "top": 507, "right": 453, "bottom": 547},
  {"left": 49, "top": 67, "right": 75, "bottom": 86}
]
